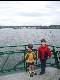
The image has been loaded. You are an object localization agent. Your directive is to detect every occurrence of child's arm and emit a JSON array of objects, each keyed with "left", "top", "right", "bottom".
[
  {"left": 33, "top": 52, "right": 36, "bottom": 60},
  {"left": 25, "top": 53, "right": 28, "bottom": 60}
]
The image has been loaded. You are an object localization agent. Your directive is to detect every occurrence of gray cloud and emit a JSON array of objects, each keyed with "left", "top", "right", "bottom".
[{"left": 0, "top": 1, "right": 60, "bottom": 26}]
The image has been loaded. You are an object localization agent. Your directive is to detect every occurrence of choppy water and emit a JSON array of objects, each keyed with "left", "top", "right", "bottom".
[{"left": 0, "top": 28, "right": 60, "bottom": 47}]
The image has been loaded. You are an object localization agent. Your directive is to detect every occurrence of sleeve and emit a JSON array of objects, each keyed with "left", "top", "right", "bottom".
[
  {"left": 33, "top": 52, "right": 36, "bottom": 60},
  {"left": 47, "top": 48, "right": 52, "bottom": 57}
]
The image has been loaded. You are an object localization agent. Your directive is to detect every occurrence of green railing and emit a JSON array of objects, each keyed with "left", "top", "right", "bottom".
[{"left": 0, "top": 44, "right": 60, "bottom": 74}]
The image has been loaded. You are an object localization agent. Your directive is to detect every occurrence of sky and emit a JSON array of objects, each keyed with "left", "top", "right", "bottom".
[{"left": 0, "top": 1, "right": 60, "bottom": 26}]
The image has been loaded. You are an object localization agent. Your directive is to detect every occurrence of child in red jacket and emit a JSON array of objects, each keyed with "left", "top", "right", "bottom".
[{"left": 38, "top": 39, "right": 51, "bottom": 75}]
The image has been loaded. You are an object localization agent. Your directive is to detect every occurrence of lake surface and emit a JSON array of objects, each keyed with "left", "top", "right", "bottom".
[{"left": 0, "top": 28, "right": 60, "bottom": 47}]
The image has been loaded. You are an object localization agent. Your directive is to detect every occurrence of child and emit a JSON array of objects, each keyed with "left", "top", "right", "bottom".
[
  {"left": 38, "top": 39, "right": 51, "bottom": 75},
  {"left": 25, "top": 44, "right": 37, "bottom": 77}
]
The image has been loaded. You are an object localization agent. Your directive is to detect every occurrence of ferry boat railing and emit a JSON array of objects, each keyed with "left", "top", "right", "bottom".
[{"left": 0, "top": 44, "right": 60, "bottom": 74}]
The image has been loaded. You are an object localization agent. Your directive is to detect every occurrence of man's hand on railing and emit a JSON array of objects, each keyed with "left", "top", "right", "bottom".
[{"left": 48, "top": 51, "right": 53, "bottom": 59}]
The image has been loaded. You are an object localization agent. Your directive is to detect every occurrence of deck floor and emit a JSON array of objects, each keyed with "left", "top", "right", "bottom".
[{"left": 0, "top": 67, "right": 60, "bottom": 80}]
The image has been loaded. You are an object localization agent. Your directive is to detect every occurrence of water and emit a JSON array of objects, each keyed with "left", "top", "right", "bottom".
[
  {"left": 0, "top": 28, "right": 60, "bottom": 76},
  {"left": 0, "top": 28, "right": 60, "bottom": 47}
]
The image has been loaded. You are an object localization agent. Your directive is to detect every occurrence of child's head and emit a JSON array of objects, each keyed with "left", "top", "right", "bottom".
[
  {"left": 28, "top": 44, "right": 33, "bottom": 51},
  {"left": 41, "top": 39, "right": 47, "bottom": 47}
]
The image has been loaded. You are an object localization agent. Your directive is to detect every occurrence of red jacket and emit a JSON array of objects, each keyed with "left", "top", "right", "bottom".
[{"left": 38, "top": 44, "right": 51, "bottom": 60}]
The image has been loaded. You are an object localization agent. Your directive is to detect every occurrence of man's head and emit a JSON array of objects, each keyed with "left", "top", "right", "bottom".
[{"left": 41, "top": 39, "right": 47, "bottom": 47}]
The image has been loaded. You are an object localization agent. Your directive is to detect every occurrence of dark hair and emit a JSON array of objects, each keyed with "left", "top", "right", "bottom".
[
  {"left": 41, "top": 39, "right": 46, "bottom": 43},
  {"left": 28, "top": 44, "right": 33, "bottom": 49},
  {"left": 59, "top": 78, "right": 60, "bottom": 80}
]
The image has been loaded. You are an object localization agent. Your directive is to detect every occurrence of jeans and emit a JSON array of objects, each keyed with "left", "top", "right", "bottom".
[{"left": 40, "top": 59, "right": 46, "bottom": 73}]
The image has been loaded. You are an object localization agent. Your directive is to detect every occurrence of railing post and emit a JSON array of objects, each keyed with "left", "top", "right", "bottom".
[
  {"left": 35, "top": 50, "right": 37, "bottom": 66},
  {"left": 24, "top": 45, "right": 26, "bottom": 69}
]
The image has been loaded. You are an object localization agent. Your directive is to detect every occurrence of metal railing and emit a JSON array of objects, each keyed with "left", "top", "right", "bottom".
[{"left": 0, "top": 44, "right": 60, "bottom": 74}]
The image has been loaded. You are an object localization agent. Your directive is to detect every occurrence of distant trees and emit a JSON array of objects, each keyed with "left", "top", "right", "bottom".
[{"left": 0, "top": 25, "right": 60, "bottom": 29}]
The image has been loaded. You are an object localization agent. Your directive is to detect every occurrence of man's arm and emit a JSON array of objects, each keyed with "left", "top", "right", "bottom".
[{"left": 47, "top": 48, "right": 52, "bottom": 58}]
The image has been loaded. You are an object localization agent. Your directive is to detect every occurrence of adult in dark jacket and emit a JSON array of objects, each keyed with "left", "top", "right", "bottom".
[{"left": 38, "top": 39, "right": 51, "bottom": 75}]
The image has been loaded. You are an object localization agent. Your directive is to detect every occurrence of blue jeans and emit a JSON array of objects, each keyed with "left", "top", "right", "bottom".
[{"left": 40, "top": 59, "right": 46, "bottom": 73}]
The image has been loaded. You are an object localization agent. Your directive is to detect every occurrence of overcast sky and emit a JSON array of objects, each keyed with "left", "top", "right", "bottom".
[{"left": 0, "top": 1, "right": 60, "bottom": 26}]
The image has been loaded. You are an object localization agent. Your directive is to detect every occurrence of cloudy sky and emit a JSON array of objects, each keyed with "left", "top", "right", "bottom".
[{"left": 0, "top": 1, "right": 60, "bottom": 26}]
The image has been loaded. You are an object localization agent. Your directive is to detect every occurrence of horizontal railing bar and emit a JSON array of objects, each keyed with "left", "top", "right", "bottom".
[{"left": 0, "top": 44, "right": 60, "bottom": 48}]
